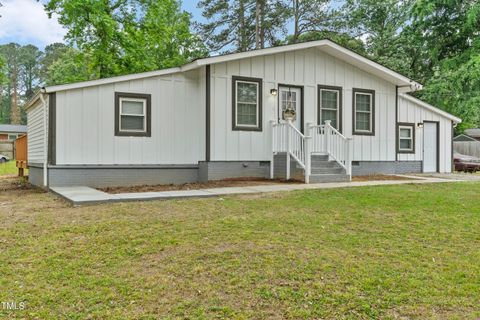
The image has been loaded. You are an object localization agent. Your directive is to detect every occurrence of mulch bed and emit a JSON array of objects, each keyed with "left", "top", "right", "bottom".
[
  {"left": 352, "top": 174, "right": 418, "bottom": 182},
  {"left": 99, "top": 178, "right": 302, "bottom": 194},
  {"left": 99, "top": 175, "right": 417, "bottom": 194}
]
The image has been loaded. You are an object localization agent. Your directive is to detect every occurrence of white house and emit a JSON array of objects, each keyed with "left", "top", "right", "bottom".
[{"left": 25, "top": 40, "right": 461, "bottom": 188}]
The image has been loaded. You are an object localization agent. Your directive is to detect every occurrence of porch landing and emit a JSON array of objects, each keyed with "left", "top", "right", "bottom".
[{"left": 50, "top": 174, "right": 469, "bottom": 206}]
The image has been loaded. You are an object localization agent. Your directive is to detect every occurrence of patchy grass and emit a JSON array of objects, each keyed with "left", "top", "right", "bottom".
[
  {"left": 0, "top": 160, "right": 27, "bottom": 176},
  {"left": 1, "top": 178, "right": 480, "bottom": 319},
  {"left": 0, "top": 160, "right": 17, "bottom": 175}
]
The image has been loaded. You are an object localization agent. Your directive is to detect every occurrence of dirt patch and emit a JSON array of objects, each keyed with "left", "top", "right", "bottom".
[
  {"left": 99, "top": 177, "right": 302, "bottom": 194},
  {"left": 352, "top": 174, "right": 418, "bottom": 182},
  {"left": 0, "top": 175, "right": 38, "bottom": 192}
]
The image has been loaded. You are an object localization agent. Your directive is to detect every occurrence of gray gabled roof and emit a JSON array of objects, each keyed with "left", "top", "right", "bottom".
[{"left": 0, "top": 124, "right": 28, "bottom": 133}]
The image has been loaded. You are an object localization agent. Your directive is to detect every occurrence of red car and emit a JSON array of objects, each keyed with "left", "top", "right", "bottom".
[{"left": 454, "top": 153, "right": 480, "bottom": 172}]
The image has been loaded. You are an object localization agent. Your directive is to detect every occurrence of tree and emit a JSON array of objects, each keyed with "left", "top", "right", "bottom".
[
  {"left": 0, "top": 55, "right": 7, "bottom": 123},
  {"left": 410, "top": 0, "right": 480, "bottom": 81},
  {"left": 197, "top": 0, "right": 256, "bottom": 52},
  {"left": 0, "top": 43, "right": 22, "bottom": 124},
  {"left": 197, "top": 0, "right": 289, "bottom": 53},
  {"left": 20, "top": 45, "right": 42, "bottom": 99},
  {"left": 339, "top": 0, "right": 416, "bottom": 77},
  {"left": 44, "top": 0, "right": 206, "bottom": 79},
  {"left": 289, "top": 0, "right": 337, "bottom": 44},
  {"left": 410, "top": 0, "right": 480, "bottom": 131},
  {"left": 39, "top": 43, "right": 69, "bottom": 82},
  {"left": 122, "top": 0, "right": 207, "bottom": 72},
  {"left": 44, "top": 48, "right": 96, "bottom": 86}
]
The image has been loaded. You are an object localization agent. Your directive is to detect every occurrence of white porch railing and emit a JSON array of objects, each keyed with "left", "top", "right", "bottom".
[
  {"left": 271, "top": 120, "right": 352, "bottom": 183},
  {"left": 271, "top": 120, "right": 311, "bottom": 183},
  {"left": 308, "top": 120, "right": 352, "bottom": 176}
]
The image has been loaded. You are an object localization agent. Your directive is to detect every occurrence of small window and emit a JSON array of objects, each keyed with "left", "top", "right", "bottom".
[
  {"left": 318, "top": 85, "right": 342, "bottom": 131},
  {"left": 115, "top": 92, "right": 151, "bottom": 137},
  {"left": 353, "top": 89, "right": 375, "bottom": 135},
  {"left": 397, "top": 123, "right": 415, "bottom": 153},
  {"left": 8, "top": 134, "right": 17, "bottom": 140},
  {"left": 232, "top": 76, "right": 262, "bottom": 131}
]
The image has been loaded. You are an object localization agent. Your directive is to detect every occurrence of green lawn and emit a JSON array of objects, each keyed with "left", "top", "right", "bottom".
[
  {"left": 0, "top": 160, "right": 17, "bottom": 175},
  {"left": 1, "top": 178, "right": 479, "bottom": 319}
]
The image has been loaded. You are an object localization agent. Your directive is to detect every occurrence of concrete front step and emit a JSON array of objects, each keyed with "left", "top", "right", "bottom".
[
  {"left": 311, "top": 155, "right": 329, "bottom": 161},
  {"left": 309, "top": 173, "right": 351, "bottom": 183},
  {"left": 310, "top": 161, "right": 343, "bottom": 168},
  {"left": 311, "top": 167, "right": 346, "bottom": 174}
]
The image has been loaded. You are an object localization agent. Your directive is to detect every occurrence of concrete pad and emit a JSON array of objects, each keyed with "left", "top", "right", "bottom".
[
  {"left": 50, "top": 175, "right": 472, "bottom": 206},
  {"left": 201, "top": 187, "right": 259, "bottom": 195},
  {"left": 50, "top": 186, "right": 119, "bottom": 205}
]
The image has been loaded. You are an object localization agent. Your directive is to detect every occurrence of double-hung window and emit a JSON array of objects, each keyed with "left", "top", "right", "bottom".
[
  {"left": 318, "top": 85, "right": 342, "bottom": 131},
  {"left": 353, "top": 88, "right": 375, "bottom": 135},
  {"left": 397, "top": 123, "right": 415, "bottom": 153},
  {"left": 115, "top": 92, "right": 151, "bottom": 137},
  {"left": 232, "top": 76, "right": 262, "bottom": 131}
]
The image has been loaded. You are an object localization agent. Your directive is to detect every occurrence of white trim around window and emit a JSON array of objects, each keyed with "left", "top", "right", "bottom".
[{"left": 119, "top": 97, "right": 147, "bottom": 133}]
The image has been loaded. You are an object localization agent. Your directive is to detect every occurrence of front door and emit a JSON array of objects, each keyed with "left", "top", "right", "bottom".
[
  {"left": 423, "top": 122, "right": 438, "bottom": 172},
  {"left": 279, "top": 86, "right": 302, "bottom": 132}
]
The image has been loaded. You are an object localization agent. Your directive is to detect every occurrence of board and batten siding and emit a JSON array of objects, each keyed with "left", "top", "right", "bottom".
[
  {"left": 397, "top": 95, "right": 452, "bottom": 172},
  {"left": 54, "top": 69, "right": 206, "bottom": 165},
  {"left": 209, "top": 47, "right": 397, "bottom": 161},
  {"left": 27, "top": 97, "right": 48, "bottom": 164}
]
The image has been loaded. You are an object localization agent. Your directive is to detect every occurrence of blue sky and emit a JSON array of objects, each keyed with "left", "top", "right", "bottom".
[{"left": 0, "top": 0, "right": 208, "bottom": 50}]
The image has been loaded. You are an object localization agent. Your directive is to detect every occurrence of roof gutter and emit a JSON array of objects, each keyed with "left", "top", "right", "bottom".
[{"left": 38, "top": 90, "right": 49, "bottom": 188}]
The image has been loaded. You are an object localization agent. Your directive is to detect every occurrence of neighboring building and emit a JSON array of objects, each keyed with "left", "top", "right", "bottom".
[
  {"left": 25, "top": 39, "right": 461, "bottom": 188},
  {"left": 0, "top": 124, "right": 27, "bottom": 141},
  {"left": 453, "top": 134, "right": 478, "bottom": 142},
  {"left": 463, "top": 129, "right": 480, "bottom": 141}
]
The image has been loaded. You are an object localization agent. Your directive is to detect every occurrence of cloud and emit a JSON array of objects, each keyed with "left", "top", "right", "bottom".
[{"left": 0, "top": 0, "right": 66, "bottom": 48}]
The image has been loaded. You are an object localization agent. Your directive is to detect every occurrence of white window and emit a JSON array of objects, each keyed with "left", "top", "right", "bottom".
[
  {"left": 319, "top": 87, "right": 341, "bottom": 130},
  {"left": 119, "top": 98, "right": 146, "bottom": 132},
  {"left": 115, "top": 92, "right": 151, "bottom": 137},
  {"left": 353, "top": 90, "right": 374, "bottom": 135},
  {"left": 8, "top": 134, "right": 17, "bottom": 140},
  {"left": 233, "top": 77, "right": 262, "bottom": 131},
  {"left": 398, "top": 124, "right": 415, "bottom": 152}
]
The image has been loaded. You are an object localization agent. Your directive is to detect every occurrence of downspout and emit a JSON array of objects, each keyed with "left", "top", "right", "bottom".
[
  {"left": 396, "top": 83, "right": 420, "bottom": 162},
  {"left": 395, "top": 85, "right": 399, "bottom": 161},
  {"left": 39, "top": 89, "right": 48, "bottom": 188}
]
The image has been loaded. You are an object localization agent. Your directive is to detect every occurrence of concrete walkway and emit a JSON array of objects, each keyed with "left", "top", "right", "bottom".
[{"left": 49, "top": 174, "right": 473, "bottom": 206}]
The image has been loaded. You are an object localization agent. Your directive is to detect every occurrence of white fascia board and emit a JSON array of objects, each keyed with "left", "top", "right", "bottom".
[
  {"left": 44, "top": 67, "right": 182, "bottom": 93},
  {"left": 188, "top": 39, "right": 421, "bottom": 90},
  {"left": 191, "top": 40, "right": 330, "bottom": 67},
  {"left": 400, "top": 94, "right": 462, "bottom": 123},
  {"left": 43, "top": 39, "right": 422, "bottom": 94}
]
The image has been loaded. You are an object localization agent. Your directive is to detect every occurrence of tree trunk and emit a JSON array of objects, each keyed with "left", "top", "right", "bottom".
[
  {"left": 239, "top": 0, "right": 246, "bottom": 51},
  {"left": 260, "top": 0, "right": 265, "bottom": 48},
  {"left": 255, "top": 0, "right": 261, "bottom": 49},
  {"left": 293, "top": 0, "right": 300, "bottom": 43},
  {"left": 10, "top": 65, "right": 20, "bottom": 124}
]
